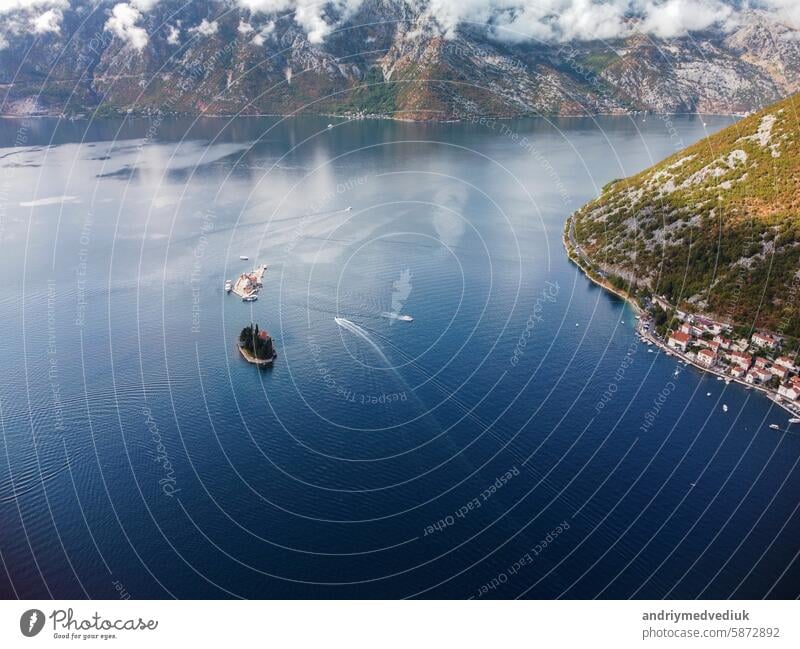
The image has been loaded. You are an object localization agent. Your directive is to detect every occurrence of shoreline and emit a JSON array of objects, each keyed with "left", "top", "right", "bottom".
[
  {"left": 563, "top": 215, "right": 800, "bottom": 421},
  {"left": 562, "top": 223, "right": 644, "bottom": 316},
  {"left": 0, "top": 109, "right": 748, "bottom": 122},
  {"left": 238, "top": 344, "right": 276, "bottom": 367}
]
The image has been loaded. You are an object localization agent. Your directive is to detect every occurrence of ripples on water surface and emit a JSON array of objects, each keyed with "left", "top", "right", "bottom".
[{"left": 0, "top": 115, "right": 799, "bottom": 599}]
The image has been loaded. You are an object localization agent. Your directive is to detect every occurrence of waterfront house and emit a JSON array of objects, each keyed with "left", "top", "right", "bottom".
[
  {"left": 745, "top": 370, "right": 771, "bottom": 384},
  {"left": 779, "top": 384, "right": 800, "bottom": 401},
  {"left": 694, "top": 316, "right": 724, "bottom": 335},
  {"left": 771, "top": 365, "right": 789, "bottom": 380},
  {"left": 713, "top": 335, "right": 732, "bottom": 350},
  {"left": 697, "top": 349, "right": 716, "bottom": 368},
  {"left": 733, "top": 338, "right": 750, "bottom": 352},
  {"left": 752, "top": 332, "right": 779, "bottom": 350},
  {"left": 753, "top": 368, "right": 772, "bottom": 383},
  {"left": 730, "top": 366, "right": 746, "bottom": 379},
  {"left": 668, "top": 331, "right": 691, "bottom": 352},
  {"left": 730, "top": 351, "right": 752, "bottom": 369}
]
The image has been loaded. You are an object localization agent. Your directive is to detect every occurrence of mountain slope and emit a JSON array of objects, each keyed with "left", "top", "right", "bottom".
[
  {"left": 0, "top": 1, "right": 799, "bottom": 119},
  {"left": 569, "top": 92, "right": 800, "bottom": 333}
]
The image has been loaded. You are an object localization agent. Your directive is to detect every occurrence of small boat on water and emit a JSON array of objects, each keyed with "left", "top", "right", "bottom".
[
  {"left": 725, "top": 379, "right": 731, "bottom": 384},
  {"left": 224, "top": 279, "right": 232, "bottom": 292},
  {"left": 789, "top": 418, "right": 800, "bottom": 424},
  {"left": 345, "top": 206, "right": 352, "bottom": 211},
  {"left": 707, "top": 392, "right": 711, "bottom": 396},
  {"left": 716, "top": 377, "right": 723, "bottom": 381},
  {"left": 381, "top": 312, "right": 413, "bottom": 322},
  {"left": 242, "top": 294, "right": 258, "bottom": 302},
  {"left": 239, "top": 255, "right": 249, "bottom": 260},
  {"left": 770, "top": 424, "right": 781, "bottom": 430},
  {"left": 723, "top": 404, "right": 729, "bottom": 412}
]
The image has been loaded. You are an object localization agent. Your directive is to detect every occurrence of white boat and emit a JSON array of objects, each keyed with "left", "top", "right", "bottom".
[
  {"left": 648, "top": 349, "right": 654, "bottom": 353},
  {"left": 716, "top": 376, "right": 723, "bottom": 381},
  {"left": 242, "top": 294, "right": 258, "bottom": 302},
  {"left": 224, "top": 280, "right": 232, "bottom": 292},
  {"left": 723, "top": 404, "right": 728, "bottom": 412},
  {"left": 725, "top": 379, "right": 731, "bottom": 384},
  {"left": 770, "top": 424, "right": 780, "bottom": 430},
  {"left": 707, "top": 392, "right": 711, "bottom": 396},
  {"left": 789, "top": 418, "right": 800, "bottom": 424},
  {"left": 345, "top": 206, "right": 352, "bottom": 211},
  {"left": 327, "top": 123, "right": 333, "bottom": 129},
  {"left": 239, "top": 255, "right": 249, "bottom": 260},
  {"left": 381, "top": 312, "right": 413, "bottom": 322}
]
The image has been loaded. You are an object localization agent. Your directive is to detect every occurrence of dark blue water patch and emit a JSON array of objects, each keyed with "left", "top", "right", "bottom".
[{"left": 0, "top": 113, "right": 798, "bottom": 599}]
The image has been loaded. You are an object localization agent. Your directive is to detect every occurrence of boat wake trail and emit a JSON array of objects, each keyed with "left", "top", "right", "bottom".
[{"left": 334, "top": 317, "right": 392, "bottom": 365}]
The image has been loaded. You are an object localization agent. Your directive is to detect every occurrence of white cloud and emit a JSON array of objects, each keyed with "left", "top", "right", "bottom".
[
  {"left": 190, "top": 18, "right": 218, "bottom": 36},
  {"left": 414, "top": 1, "right": 742, "bottom": 42},
  {"left": 641, "top": 0, "right": 734, "bottom": 38},
  {"left": 166, "top": 24, "right": 179, "bottom": 44},
  {"left": 105, "top": 2, "right": 149, "bottom": 50},
  {"left": 31, "top": 7, "right": 61, "bottom": 34},
  {"left": 238, "top": 19, "right": 254, "bottom": 34},
  {"left": 756, "top": 1, "right": 800, "bottom": 28},
  {"left": 0, "top": 0, "right": 68, "bottom": 42},
  {"left": 130, "top": 0, "right": 159, "bottom": 10},
  {"left": 237, "top": 0, "right": 363, "bottom": 44},
  {"left": 252, "top": 20, "right": 275, "bottom": 45}
]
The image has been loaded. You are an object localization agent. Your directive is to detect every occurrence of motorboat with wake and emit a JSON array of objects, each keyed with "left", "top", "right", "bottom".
[{"left": 381, "top": 312, "right": 413, "bottom": 322}]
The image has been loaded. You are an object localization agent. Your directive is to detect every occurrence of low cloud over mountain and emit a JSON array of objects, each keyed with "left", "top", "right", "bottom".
[{"left": 0, "top": 1, "right": 798, "bottom": 118}]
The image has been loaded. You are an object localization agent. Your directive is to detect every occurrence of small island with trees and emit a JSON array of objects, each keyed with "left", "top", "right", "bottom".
[{"left": 238, "top": 324, "right": 277, "bottom": 366}]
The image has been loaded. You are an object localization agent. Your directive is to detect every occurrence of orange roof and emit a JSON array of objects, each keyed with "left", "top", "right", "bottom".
[{"left": 670, "top": 331, "right": 691, "bottom": 343}]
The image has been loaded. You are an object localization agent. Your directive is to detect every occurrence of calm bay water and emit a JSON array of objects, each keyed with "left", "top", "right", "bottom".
[{"left": 1, "top": 114, "right": 799, "bottom": 599}]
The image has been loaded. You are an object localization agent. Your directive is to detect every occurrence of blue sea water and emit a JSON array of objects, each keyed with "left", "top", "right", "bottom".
[{"left": 0, "top": 114, "right": 799, "bottom": 599}]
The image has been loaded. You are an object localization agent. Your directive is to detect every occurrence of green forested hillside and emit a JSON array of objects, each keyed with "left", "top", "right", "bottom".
[{"left": 571, "top": 93, "right": 800, "bottom": 334}]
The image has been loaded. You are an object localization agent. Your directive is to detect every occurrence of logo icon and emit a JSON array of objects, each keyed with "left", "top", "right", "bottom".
[{"left": 20, "top": 609, "right": 45, "bottom": 637}]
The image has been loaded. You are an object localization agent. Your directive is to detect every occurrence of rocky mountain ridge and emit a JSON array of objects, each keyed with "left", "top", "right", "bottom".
[
  {"left": 569, "top": 91, "right": 800, "bottom": 333},
  {"left": 0, "top": 1, "right": 799, "bottom": 119}
]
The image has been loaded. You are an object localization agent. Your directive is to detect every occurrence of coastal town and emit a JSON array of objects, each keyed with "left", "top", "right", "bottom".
[
  {"left": 564, "top": 214, "right": 800, "bottom": 421},
  {"left": 637, "top": 297, "right": 800, "bottom": 418}
]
